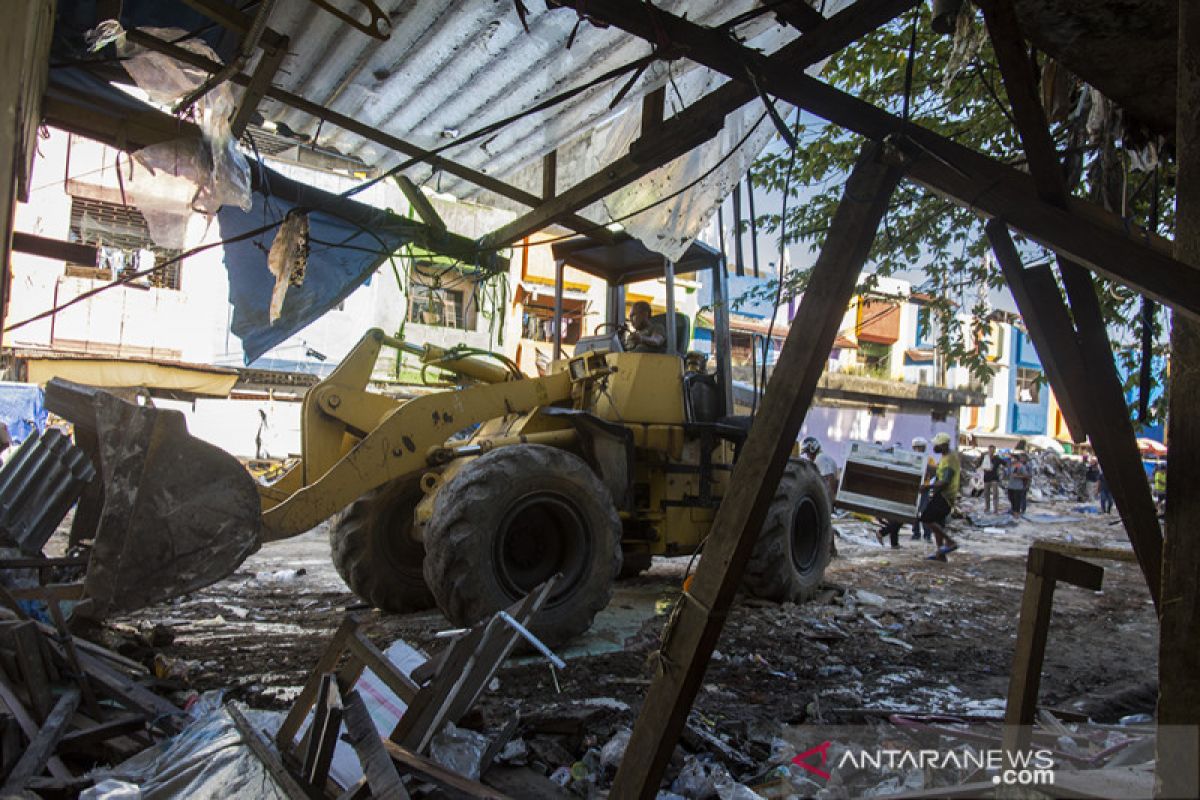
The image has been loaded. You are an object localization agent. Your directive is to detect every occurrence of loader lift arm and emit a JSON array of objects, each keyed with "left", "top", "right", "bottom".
[{"left": 259, "top": 330, "right": 574, "bottom": 541}]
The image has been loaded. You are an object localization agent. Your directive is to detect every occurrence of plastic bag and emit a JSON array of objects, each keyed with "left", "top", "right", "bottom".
[{"left": 429, "top": 722, "right": 490, "bottom": 781}]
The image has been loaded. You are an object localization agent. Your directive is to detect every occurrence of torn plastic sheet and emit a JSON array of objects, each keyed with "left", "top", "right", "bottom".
[
  {"left": 87, "top": 23, "right": 252, "bottom": 249},
  {"left": 583, "top": 1, "right": 861, "bottom": 263},
  {"left": 89, "top": 706, "right": 291, "bottom": 800}
]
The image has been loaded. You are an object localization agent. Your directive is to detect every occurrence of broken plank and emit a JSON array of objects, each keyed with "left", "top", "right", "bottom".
[
  {"left": 383, "top": 739, "right": 513, "bottom": 799},
  {"left": 345, "top": 630, "right": 420, "bottom": 703},
  {"left": 74, "top": 650, "right": 184, "bottom": 734},
  {"left": 4, "top": 621, "right": 53, "bottom": 722},
  {"left": 278, "top": 615, "right": 358, "bottom": 750},
  {"left": 57, "top": 713, "right": 145, "bottom": 753},
  {"left": 302, "top": 674, "right": 343, "bottom": 789},
  {"left": 342, "top": 689, "right": 409, "bottom": 800},
  {"left": 0, "top": 688, "right": 80, "bottom": 794},
  {"left": 7, "top": 583, "right": 85, "bottom": 602},
  {"left": 0, "top": 674, "right": 69, "bottom": 778}
]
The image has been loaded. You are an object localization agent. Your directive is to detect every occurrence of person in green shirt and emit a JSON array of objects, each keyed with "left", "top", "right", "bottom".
[{"left": 920, "top": 432, "right": 960, "bottom": 561}]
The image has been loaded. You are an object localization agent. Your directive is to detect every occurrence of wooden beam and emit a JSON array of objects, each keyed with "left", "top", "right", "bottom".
[
  {"left": 1157, "top": 1, "right": 1200, "bottom": 796},
  {"left": 485, "top": 0, "right": 916, "bottom": 248},
  {"left": 640, "top": 86, "right": 665, "bottom": 136},
  {"left": 118, "top": 29, "right": 609, "bottom": 244},
  {"left": 0, "top": 674, "right": 69, "bottom": 779},
  {"left": 228, "top": 703, "right": 315, "bottom": 800},
  {"left": 569, "top": 0, "right": 1200, "bottom": 322},
  {"left": 393, "top": 176, "right": 447, "bottom": 235},
  {"left": 610, "top": 146, "right": 903, "bottom": 798},
  {"left": 342, "top": 690, "right": 409, "bottom": 800},
  {"left": 981, "top": 0, "right": 1163, "bottom": 607},
  {"left": 383, "top": 740, "right": 512, "bottom": 799},
  {"left": 231, "top": 34, "right": 290, "bottom": 138},
  {"left": 541, "top": 150, "right": 557, "bottom": 201},
  {"left": 985, "top": 224, "right": 1089, "bottom": 441}
]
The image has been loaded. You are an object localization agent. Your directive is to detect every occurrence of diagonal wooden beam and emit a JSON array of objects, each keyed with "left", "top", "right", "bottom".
[
  {"left": 118, "top": 29, "right": 611, "bottom": 244},
  {"left": 980, "top": 0, "right": 1162, "bottom": 608},
  {"left": 569, "top": 0, "right": 1200, "bottom": 323},
  {"left": 611, "top": 145, "right": 903, "bottom": 799},
  {"left": 479, "top": 0, "right": 918, "bottom": 248}
]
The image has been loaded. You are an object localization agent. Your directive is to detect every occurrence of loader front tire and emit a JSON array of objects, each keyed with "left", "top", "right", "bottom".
[
  {"left": 422, "top": 445, "right": 622, "bottom": 646},
  {"left": 330, "top": 478, "right": 435, "bottom": 613},
  {"left": 741, "top": 461, "right": 833, "bottom": 603}
]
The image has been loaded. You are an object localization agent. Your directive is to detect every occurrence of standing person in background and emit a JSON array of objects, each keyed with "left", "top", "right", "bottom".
[
  {"left": 1098, "top": 468, "right": 1113, "bottom": 514},
  {"left": 1083, "top": 456, "right": 1100, "bottom": 501},
  {"left": 981, "top": 444, "right": 1001, "bottom": 514},
  {"left": 921, "top": 432, "right": 961, "bottom": 561},
  {"left": 1153, "top": 462, "right": 1167, "bottom": 514},
  {"left": 1008, "top": 454, "right": 1030, "bottom": 518},
  {"left": 801, "top": 436, "right": 839, "bottom": 502}
]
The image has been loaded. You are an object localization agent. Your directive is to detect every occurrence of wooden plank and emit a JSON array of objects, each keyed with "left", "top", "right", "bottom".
[
  {"left": 0, "top": 674, "right": 69, "bottom": 779},
  {"left": 1032, "top": 540, "right": 1138, "bottom": 563},
  {"left": 0, "top": 688, "right": 80, "bottom": 794},
  {"left": 1157, "top": 4, "right": 1200, "bottom": 797},
  {"left": 610, "top": 148, "right": 903, "bottom": 798},
  {"left": 230, "top": 35, "right": 290, "bottom": 138},
  {"left": 981, "top": 0, "right": 1164, "bottom": 608},
  {"left": 345, "top": 631, "right": 420, "bottom": 704},
  {"left": 393, "top": 175, "right": 447, "bottom": 235},
  {"left": 1029, "top": 547, "right": 1104, "bottom": 592},
  {"left": 7, "top": 583, "right": 85, "bottom": 602},
  {"left": 571, "top": 0, "right": 1200, "bottom": 322},
  {"left": 10, "top": 232, "right": 98, "bottom": 266},
  {"left": 0, "top": 556, "right": 89, "bottom": 570},
  {"left": 342, "top": 689, "right": 409, "bottom": 800},
  {"left": 541, "top": 150, "right": 557, "bottom": 201},
  {"left": 985, "top": 224, "right": 1089, "bottom": 442},
  {"left": 383, "top": 740, "right": 513, "bottom": 799},
  {"left": 302, "top": 674, "right": 343, "bottom": 789},
  {"left": 46, "top": 597, "right": 101, "bottom": 718},
  {"left": 5, "top": 621, "right": 53, "bottom": 723},
  {"left": 228, "top": 703, "right": 315, "bottom": 800},
  {"left": 74, "top": 650, "right": 184, "bottom": 734},
  {"left": 56, "top": 713, "right": 145, "bottom": 753},
  {"left": 278, "top": 616, "right": 359, "bottom": 750},
  {"left": 1003, "top": 559, "right": 1058, "bottom": 755}
]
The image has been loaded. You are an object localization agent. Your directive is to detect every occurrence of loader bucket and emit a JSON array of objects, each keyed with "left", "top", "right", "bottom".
[{"left": 45, "top": 379, "right": 262, "bottom": 618}]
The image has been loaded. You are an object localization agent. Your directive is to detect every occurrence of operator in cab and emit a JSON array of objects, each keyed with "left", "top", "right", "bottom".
[{"left": 627, "top": 301, "right": 667, "bottom": 353}]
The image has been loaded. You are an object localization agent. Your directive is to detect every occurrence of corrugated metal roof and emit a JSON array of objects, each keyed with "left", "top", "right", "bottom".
[{"left": 256, "top": 0, "right": 789, "bottom": 204}]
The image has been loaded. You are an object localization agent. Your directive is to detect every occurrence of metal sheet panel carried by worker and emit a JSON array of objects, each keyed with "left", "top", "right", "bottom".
[{"left": 835, "top": 442, "right": 928, "bottom": 522}]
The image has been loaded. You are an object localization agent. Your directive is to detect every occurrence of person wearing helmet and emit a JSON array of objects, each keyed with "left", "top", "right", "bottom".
[
  {"left": 801, "top": 436, "right": 839, "bottom": 501},
  {"left": 920, "top": 431, "right": 960, "bottom": 561}
]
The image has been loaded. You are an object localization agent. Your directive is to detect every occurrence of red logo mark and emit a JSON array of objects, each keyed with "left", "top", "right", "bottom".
[{"left": 792, "top": 741, "right": 832, "bottom": 781}]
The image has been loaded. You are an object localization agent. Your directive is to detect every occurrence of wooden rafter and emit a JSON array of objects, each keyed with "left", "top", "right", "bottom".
[{"left": 566, "top": 0, "right": 1200, "bottom": 323}]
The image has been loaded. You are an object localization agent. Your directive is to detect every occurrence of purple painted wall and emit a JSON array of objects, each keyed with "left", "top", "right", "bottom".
[{"left": 798, "top": 405, "right": 959, "bottom": 469}]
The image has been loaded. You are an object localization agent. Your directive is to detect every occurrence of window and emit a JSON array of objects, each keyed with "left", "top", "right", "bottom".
[
  {"left": 408, "top": 282, "right": 466, "bottom": 328},
  {"left": 521, "top": 310, "right": 581, "bottom": 345},
  {"left": 1016, "top": 367, "right": 1042, "bottom": 404},
  {"left": 68, "top": 196, "right": 182, "bottom": 290},
  {"left": 857, "top": 341, "right": 891, "bottom": 374}
]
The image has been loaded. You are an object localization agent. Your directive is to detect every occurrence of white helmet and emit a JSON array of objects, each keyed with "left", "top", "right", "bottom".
[
  {"left": 911, "top": 437, "right": 928, "bottom": 449},
  {"left": 932, "top": 432, "right": 952, "bottom": 447},
  {"left": 801, "top": 436, "right": 821, "bottom": 455}
]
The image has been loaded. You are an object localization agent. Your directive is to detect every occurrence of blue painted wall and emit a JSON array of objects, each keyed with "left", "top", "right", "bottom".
[{"left": 1010, "top": 329, "right": 1048, "bottom": 435}]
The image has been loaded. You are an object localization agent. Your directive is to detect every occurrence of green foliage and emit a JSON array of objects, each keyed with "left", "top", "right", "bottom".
[{"left": 745, "top": 5, "right": 1174, "bottom": 423}]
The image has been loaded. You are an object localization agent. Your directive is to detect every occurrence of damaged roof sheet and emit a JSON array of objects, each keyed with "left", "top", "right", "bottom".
[{"left": 254, "top": 0, "right": 787, "bottom": 206}]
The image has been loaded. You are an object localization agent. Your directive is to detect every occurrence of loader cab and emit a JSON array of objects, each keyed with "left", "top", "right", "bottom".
[{"left": 548, "top": 236, "right": 734, "bottom": 424}]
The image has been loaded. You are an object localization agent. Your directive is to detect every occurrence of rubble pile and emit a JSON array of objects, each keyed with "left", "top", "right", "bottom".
[{"left": 959, "top": 448, "right": 1088, "bottom": 501}]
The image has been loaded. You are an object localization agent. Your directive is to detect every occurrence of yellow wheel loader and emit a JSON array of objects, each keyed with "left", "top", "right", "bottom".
[{"left": 55, "top": 238, "right": 832, "bottom": 644}]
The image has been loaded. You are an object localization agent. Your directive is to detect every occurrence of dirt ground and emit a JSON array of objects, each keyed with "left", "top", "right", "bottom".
[{"left": 96, "top": 492, "right": 1158, "bottom": 791}]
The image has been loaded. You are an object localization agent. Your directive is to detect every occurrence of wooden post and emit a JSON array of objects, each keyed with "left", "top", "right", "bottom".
[
  {"left": 610, "top": 146, "right": 902, "bottom": 798},
  {"left": 981, "top": 0, "right": 1162, "bottom": 607},
  {"left": 1157, "top": 2, "right": 1200, "bottom": 795},
  {"left": 1002, "top": 546, "right": 1103, "bottom": 755}
]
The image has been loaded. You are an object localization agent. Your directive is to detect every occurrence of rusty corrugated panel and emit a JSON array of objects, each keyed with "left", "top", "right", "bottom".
[
  {"left": 856, "top": 300, "right": 901, "bottom": 345},
  {"left": 0, "top": 428, "right": 96, "bottom": 555}
]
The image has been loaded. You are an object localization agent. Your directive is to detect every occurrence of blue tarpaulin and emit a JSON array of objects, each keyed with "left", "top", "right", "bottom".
[{"left": 0, "top": 383, "right": 48, "bottom": 443}]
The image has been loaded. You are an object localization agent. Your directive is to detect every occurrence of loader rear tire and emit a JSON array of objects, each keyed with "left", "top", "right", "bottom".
[
  {"left": 330, "top": 478, "right": 435, "bottom": 613},
  {"left": 422, "top": 445, "right": 622, "bottom": 646},
  {"left": 741, "top": 460, "right": 833, "bottom": 603}
]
